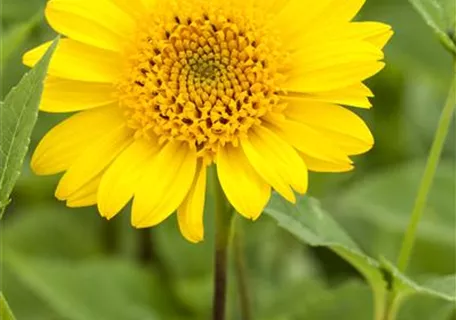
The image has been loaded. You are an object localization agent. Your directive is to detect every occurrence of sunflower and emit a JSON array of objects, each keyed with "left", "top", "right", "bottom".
[{"left": 24, "top": 0, "right": 392, "bottom": 242}]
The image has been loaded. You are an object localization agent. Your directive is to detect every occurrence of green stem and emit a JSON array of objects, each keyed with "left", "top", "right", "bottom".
[
  {"left": 396, "top": 62, "right": 456, "bottom": 272},
  {"left": 383, "top": 294, "right": 403, "bottom": 320},
  {"left": 385, "top": 61, "right": 456, "bottom": 320},
  {"left": 373, "top": 288, "right": 387, "bottom": 320},
  {"left": 233, "top": 219, "right": 252, "bottom": 320},
  {"left": 212, "top": 168, "right": 233, "bottom": 320}
]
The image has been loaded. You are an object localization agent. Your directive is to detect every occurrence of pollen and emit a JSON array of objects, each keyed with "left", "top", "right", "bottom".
[{"left": 117, "top": 9, "right": 285, "bottom": 161}]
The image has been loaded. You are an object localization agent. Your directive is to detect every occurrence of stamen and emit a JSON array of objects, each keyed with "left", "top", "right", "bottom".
[{"left": 117, "top": 9, "right": 284, "bottom": 162}]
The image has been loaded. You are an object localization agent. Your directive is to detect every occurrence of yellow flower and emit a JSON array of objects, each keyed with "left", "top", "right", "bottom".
[{"left": 24, "top": 0, "right": 392, "bottom": 242}]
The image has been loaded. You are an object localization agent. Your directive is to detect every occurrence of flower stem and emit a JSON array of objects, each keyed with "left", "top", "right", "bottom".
[
  {"left": 396, "top": 62, "right": 456, "bottom": 273},
  {"left": 233, "top": 218, "right": 252, "bottom": 320},
  {"left": 212, "top": 169, "right": 233, "bottom": 320}
]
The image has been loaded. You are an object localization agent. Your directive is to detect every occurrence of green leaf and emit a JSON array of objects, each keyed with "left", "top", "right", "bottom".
[
  {"left": 421, "top": 275, "right": 456, "bottom": 300},
  {"left": 263, "top": 195, "right": 388, "bottom": 320},
  {"left": 3, "top": 252, "right": 159, "bottom": 320},
  {"left": 260, "top": 279, "right": 454, "bottom": 320},
  {"left": 0, "top": 292, "right": 17, "bottom": 320},
  {"left": 408, "top": 0, "right": 456, "bottom": 54},
  {"left": 381, "top": 258, "right": 456, "bottom": 302},
  {"left": 264, "top": 194, "right": 456, "bottom": 319},
  {"left": 399, "top": 294, "right": 455, "bottom": 320},
  {"left": 332, "top": 160, "right": 455, "bottom": 274},
  {"left": 0, "top": 37, "right": 58, "bottom": 216}
]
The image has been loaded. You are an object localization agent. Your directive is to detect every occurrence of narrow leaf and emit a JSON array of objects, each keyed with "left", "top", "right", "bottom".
[
  {"left": 0, "top": 37, "right": 58, "bottom": 216},
  {"left": 0, "top": 292, "right": 17, "bottom": 320}
]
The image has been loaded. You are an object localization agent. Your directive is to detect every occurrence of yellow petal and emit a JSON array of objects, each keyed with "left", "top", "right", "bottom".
[
  {"left": 283, "top": 60, "right": 385, "bottom": 93},
  {"left": 112, "top": 0, "right": 150, "bottom": 18},
  {"left": 293, "top": 41, "right": 383, "bottom": 69},
  {"left": 177, "top": 162, "right": 207, "bottom": 243},
  {"left": 275, "top": 0, "right": 366, "bottom": 49},
  {"left": 285, "top": 98, "right": 374, "bottom": 155},
  {"left": 217, "top": 144, "right": 270, "bottom": 220},
  {"left": 32, "top": 105, "right": 125, "bottom": 175},
  {"left": 300, "top": 153, "right": 354, "bottom": 173},
  {"left": 98, "top": 139, "right": 159, "bottom": 219},
  {"left": 282, "top": 83, "right": 373, "bottom": 109},
  {"left": 45, "top": 0, "right": 136, "bottom": 51},
  {"left": 41, "top": 77, "right": 116, "bottom": 113},
  {"left": 284, "top": 39, "right": 384, "bottom": 93},
  {"left": 315, "top": 0, "right": 366, "bottom": 27},
  {"left": 270, "top": 0, "right": 333, "bottom": 42},
  {"left": 66, "top": 174, "right": 102, "bottom": 208},
  {"left": 269, "top": 119, "right": 352, "bottom": 165},
  {"left": 23, "top": 39, "right": 122, "bottom": 82},
  {"left": 55, "top": 125, "right": 133, "bottom": 200},
  {"left": 132, "top": 142, "right": 197, "bottom": 228},
  {"left": 241, "top": 126, "right": 308, "bottom": 202},
  {"left": 338, "top": 22, "right": 394, "bottom": 49}
]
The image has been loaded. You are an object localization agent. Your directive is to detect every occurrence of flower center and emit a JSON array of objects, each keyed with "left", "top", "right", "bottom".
[{"left": 117, "top": 8, "right": 284, "bottom": 161}]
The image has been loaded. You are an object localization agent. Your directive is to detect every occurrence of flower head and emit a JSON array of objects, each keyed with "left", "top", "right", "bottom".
[{"left": 24, "top": 0, "right": 392, "bottom": 242}]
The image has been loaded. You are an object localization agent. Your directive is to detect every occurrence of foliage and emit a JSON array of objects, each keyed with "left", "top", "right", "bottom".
[{"left": 0, "top": 38, "right": 57, "bottom": 216}]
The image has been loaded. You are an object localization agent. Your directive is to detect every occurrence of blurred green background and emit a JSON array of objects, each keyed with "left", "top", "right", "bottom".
[{"left": 1, "top": 0, "right": 455, "bottom": 319}]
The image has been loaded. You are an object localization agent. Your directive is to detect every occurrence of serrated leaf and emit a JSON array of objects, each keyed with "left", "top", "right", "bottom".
[
  {"left": 263, "top": 195, "right": 389, "bottom": 319},
  {"left": 408, "top": 0, "right": 456, "bottom": 54},
  {"left": 0, "top": 37, "right": 58, "bottom": 217},
  {"left": 0, "top": 292, "right": 17, "bottom": 320},
  {"left": 381, "top": 258, "right": 456, "bottom": 302},
  {"left": 3, "top": 252, "right": 159, "bottom": 320}
]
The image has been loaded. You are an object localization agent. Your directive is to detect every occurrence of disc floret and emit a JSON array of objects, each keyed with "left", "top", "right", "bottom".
[{"left": 117, "top": 10, "right": 283, "bottom": 161}]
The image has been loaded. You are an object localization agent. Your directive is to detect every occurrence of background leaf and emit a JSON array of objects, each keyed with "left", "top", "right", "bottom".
[
  {"left": 2, "top": 205, "right": 104, "bottom": 259},
  {"left": 3, "top": 253, "right": 159, "bottom": 320},
  {"left": 1, "top": 13, "right": 43, "bottom": 66},
  {"left": 331, "top": 161, "right": 455, "bottom": 275},
  {"left": 0, "top": 206, "right": 181, "bottom": 320},
  {"left": 264, "top": 195, "right": 389, "bottom": 318},
  {"left": 264, "top": 195, "right": 456, "bottom": 318},
  {"left": 0, "top": 292, "right": 17, "bottom": 320},
  {"left": 0, "top": 38, "right": 58, "bottom": 216}
]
